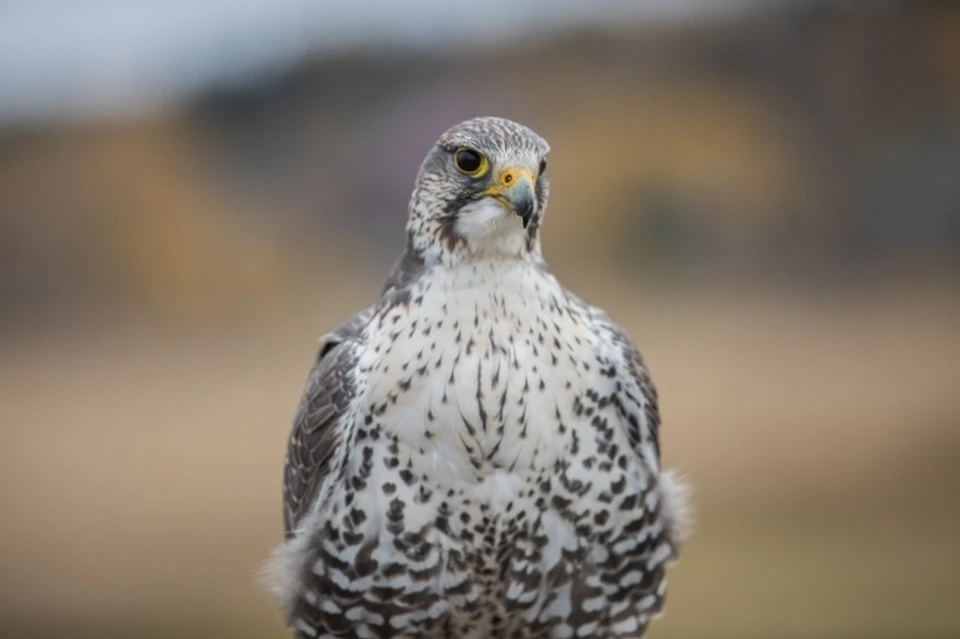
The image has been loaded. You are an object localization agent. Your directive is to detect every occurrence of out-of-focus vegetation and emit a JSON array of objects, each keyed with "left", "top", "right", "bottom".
[{"left": 1, "top": 1, "right": 959, "bottom": 638}]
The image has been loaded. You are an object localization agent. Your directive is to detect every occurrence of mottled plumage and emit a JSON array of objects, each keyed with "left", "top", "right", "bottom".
[{"left": 267, "top": 117, "right": 691, "bottom": 638}]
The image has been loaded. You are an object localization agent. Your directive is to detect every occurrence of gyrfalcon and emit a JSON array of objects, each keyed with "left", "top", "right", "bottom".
[{"left": 266, "top": 116, "right": 691, "bottom": 638}]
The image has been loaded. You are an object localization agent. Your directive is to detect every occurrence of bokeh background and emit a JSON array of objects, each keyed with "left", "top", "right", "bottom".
[{"left": 2, "top": 0, "right": 959, "bottom": 637}]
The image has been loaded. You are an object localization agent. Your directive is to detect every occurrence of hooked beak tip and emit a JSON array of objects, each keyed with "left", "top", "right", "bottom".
[{"left": 517, "top": 199, "right": 534, "bottom": 228}]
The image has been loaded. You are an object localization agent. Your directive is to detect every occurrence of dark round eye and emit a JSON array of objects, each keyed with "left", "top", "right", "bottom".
[
  {"left": 539, "top": 159, "right": 547, "bottom": 175},
  {"left": 454, "top": 148, "right": 484, "bottom": 175}
]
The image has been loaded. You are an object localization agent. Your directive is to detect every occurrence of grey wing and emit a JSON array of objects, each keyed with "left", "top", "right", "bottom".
[
  {"left": 586, "top": 300, "right": 692, "bottom": 549},
  {"left": 588, "top": 305, "right": 692, "bottom": 634},
  {"left": 281, "top": 245, "right": 424, "bottom": 538},
  {"left": 282, "top": 308, "right": 371, "bottom": 538},
  {"left": 598, "top": 313, "right": 662, "bottom": 460},
  {"left": 561, "top": 289, "right": 662, "bottom": 463}
]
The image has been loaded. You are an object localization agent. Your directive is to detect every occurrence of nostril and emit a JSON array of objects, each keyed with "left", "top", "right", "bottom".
[{"left": 504, "top": 173, "right": 513, "bottom": 184}]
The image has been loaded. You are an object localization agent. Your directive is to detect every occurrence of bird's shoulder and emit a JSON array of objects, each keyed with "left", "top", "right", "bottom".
[
  {"left": 281, "top": 246, "right": 429, "bottom": 537},
  {"left": 562, "top": 287, "right": 649, "bottom": 367},
  {"left": 563, "top": 286, "right": 692, "bottom": 546},
  {"left": 281, "top": 307, "right": 372, "bottom": 538},
  {"left": 563, "top": 288, "right": 662, "bottom": 459}
]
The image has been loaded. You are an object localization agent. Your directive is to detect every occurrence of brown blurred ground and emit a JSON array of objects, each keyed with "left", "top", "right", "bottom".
[
  {"left": 2, "top": 276, "right": 959, "bottom": 639},
  {"left": 1, "top": 2, "right": 960, "bottom": 638}
]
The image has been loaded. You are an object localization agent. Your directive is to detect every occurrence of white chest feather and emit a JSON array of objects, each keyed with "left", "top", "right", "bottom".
[{"left": 358, "top": 260, "right": 602, "bottom": 493}]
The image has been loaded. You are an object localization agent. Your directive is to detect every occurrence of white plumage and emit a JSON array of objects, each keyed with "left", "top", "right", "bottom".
[{"left": 267, "top": 117, "right": 691, "bottom": 638}]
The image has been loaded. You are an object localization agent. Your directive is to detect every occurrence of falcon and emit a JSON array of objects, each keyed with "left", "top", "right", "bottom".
[{"left": 266, "top": 116, "right": 691, "bottom": 638}]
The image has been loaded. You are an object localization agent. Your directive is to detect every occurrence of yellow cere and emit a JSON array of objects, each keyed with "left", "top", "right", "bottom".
[{"left": 483, "top": 167, "right": 537, "bottom": 197}]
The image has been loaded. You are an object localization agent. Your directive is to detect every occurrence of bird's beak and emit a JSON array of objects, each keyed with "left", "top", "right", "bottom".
[{"left": 479, "top": 168, "right": 537, "bottom": 228}]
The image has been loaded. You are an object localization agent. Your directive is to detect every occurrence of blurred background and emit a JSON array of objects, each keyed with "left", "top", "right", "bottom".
[{"left": 1, "top": 0, "right": 959, "bottom": 637}]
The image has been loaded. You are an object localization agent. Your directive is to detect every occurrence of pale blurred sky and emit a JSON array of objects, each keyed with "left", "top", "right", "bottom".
[{"left": 0, "top": 0, "right": 803, "bottom": 126}]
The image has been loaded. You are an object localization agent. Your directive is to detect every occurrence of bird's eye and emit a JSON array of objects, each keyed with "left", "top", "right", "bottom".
[
  {"left": 454, "top": 148, "right": 488, "bottom": 177},
  {"left": 539, "top": 159, "right": 547, "bottom": 176}
]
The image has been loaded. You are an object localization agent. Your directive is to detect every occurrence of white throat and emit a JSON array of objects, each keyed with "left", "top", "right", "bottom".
[{"left": 454, "top": 198, "right": 528, "bottom": 258}]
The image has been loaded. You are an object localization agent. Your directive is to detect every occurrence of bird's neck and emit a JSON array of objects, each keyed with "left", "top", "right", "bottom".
[
  {"left": 422, "top": 255, "right": 559, "bottom": 323},
  {"left": 406, "top": 211, "right": 544, "bottom": 271}
]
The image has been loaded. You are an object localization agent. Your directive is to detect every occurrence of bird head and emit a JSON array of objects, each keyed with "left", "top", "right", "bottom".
[{"left": 407, "top": 117, "right": 550, "bottom": 262}]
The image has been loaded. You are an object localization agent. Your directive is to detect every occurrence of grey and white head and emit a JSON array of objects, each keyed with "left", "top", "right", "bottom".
[{"left": 406, "top": 116, "right": 551, "bottom": 262}]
